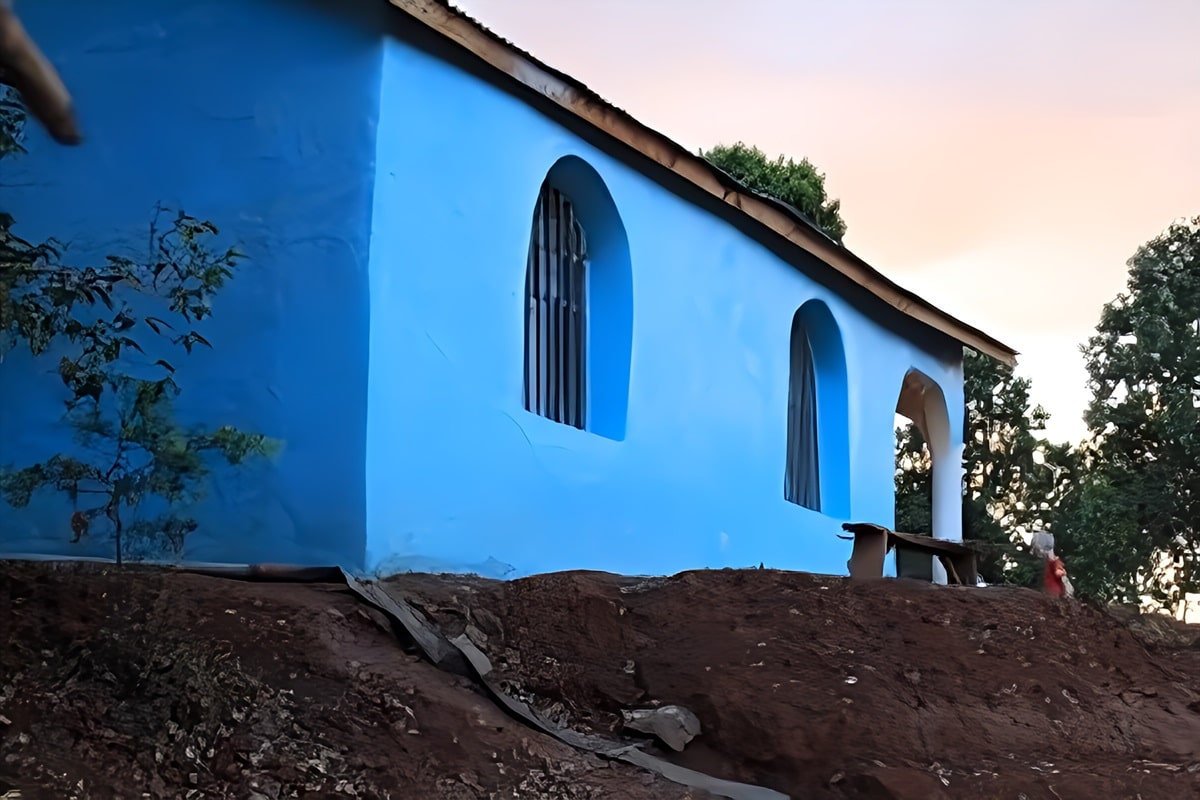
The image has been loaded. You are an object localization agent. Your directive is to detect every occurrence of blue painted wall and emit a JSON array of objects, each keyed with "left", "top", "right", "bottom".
[
  {"left": 0, "top": 1, "right": 966, "bottom": 578},
  {"left": 365, "top": 33, "right": 965, "bottom": 578},
  {"left": 0, "top": 0, "right": 383, "bottom": 567}
]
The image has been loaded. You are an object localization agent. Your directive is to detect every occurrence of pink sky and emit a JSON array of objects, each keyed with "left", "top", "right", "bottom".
[{"left": 454, "top": 0, "right": 1200, "bottom": 443}]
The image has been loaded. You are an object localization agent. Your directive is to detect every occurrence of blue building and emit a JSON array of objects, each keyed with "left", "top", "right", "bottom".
[{"left": 0, "top": 0, "right": 1016, "bottom": 578}]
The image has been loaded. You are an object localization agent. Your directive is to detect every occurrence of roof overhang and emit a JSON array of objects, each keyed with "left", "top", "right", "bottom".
[{"left": 386, "top": 0, "right": 1019, "bottom": 367}]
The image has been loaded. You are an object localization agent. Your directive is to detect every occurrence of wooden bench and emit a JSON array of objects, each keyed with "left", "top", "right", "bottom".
[{"left": 840, "top": 522, "right": 979, "bottom": 586}]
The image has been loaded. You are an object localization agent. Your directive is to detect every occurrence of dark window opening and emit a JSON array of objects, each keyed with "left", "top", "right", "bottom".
[
  {"left": 785, "top": 325, "right": 820, "bottom": 510},
  {"left": 524, "top": 183, "right": 588, "bottom": 429}
]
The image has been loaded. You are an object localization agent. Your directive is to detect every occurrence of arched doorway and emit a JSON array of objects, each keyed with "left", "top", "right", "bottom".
[{"left": 893, "top": 369, "right": 954, "bottom": 580}]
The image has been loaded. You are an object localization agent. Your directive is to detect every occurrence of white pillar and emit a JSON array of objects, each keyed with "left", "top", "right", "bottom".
[{"left": 930, "top": 439, "right": 964, "bottom": 584}]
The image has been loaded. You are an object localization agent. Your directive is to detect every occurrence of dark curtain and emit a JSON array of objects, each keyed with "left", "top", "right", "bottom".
[{"left": 785, "top": 327, "right": 820, "bottom": 510}]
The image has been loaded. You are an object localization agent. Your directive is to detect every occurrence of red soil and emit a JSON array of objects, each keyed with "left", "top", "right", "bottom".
[{"left": 2, "top": 562, "right": 1198, "bottom": 799}]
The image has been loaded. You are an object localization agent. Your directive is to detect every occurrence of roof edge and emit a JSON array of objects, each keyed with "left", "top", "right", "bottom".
[{"left": 386, "top": 0, "right": 1019, "bottom": 367}]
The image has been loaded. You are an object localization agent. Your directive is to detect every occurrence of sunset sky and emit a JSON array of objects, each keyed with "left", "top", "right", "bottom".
[{"left": 454, "top": 0, "right": 1200, "bottom": 443}]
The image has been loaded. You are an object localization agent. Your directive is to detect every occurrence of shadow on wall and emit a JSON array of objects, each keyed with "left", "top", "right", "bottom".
[{"left": 522, "top": 155, "right": 632, "bottom": 441}]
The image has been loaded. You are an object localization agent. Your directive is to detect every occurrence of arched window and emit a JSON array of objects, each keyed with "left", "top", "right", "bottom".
[
  {"left": 785, "top": 300, "right": 850, "bottom": 516},
  {"left": 524, "top": 183, "right": 588, "bottom": 429},
  {"left": 522, "top": 156, "right": 632, "bottom": 441}
]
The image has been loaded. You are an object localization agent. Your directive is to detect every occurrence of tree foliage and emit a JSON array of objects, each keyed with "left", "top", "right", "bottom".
[
  {"left": 1049, "top": 463, "right": 1146, "bottom": 604},
  {"left": 1065, "top": 216, "right": 1200, "bottom": 609},
  {"left": 0, "top": 88, "right": 26, "bottom": 159},
  {"left": 702, "top": 142, "right": 847, "bottom": 244},
  {"left": 0, "top": 88, "right": 275, "bottom": 563},
  {"left": 893, "top": 421, "right": 932, "bottom": 537}
]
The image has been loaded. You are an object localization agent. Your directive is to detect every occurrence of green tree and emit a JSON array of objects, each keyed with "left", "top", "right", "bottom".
[
  {"left": 1067, "top": 216, "right": 1200, "bottom": 610},
  {"left": 895, "top": 349, "right": 1074, "bottom": 585},
  {"left": 893, "top": 420, "right": 932, "bottom": 536},
  {"left": 702, "top": 142, "right": 847, "bottom": 244},
  {"left": 1050, "top": 461, "right": 1145, "bottom": 604},
  {"left": 0, "top": 88, "right": 275, "bottom": 563}
]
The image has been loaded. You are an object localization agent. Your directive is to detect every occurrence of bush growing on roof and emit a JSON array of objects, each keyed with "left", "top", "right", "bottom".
[{"left": 702, "top": 141, "right": 847, "bottom": 244}]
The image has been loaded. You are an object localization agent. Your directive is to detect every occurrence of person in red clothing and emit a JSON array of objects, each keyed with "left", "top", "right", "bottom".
[
  {"left": 1031, "top": 531, "right": 1074, "bottom": 598},
  {"left": 1043, "top": 552, "right": 1069, "bottom": 597}
]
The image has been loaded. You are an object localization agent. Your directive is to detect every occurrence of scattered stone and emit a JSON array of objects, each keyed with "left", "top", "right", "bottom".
[
  {"left": 464, "top": 623, "right": 488, "bottom": 648},
  {"left": 620, "top": 705, "right": 701, "bottom": 752}
]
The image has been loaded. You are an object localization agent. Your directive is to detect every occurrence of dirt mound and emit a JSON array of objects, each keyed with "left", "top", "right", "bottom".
[
  {"left": 0, "top": 564, "right": 690, "bottom": 800},
  {"left": 2, "top": 562, "right": 1199, "bottom": 799},
  {"left": 394, "top": 569, "right": 1200, "bottom": 799}
]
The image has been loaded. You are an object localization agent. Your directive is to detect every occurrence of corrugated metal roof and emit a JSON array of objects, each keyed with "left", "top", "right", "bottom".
[{"left": 387, "top": 0, "right": 1018, "bottom": 365}]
